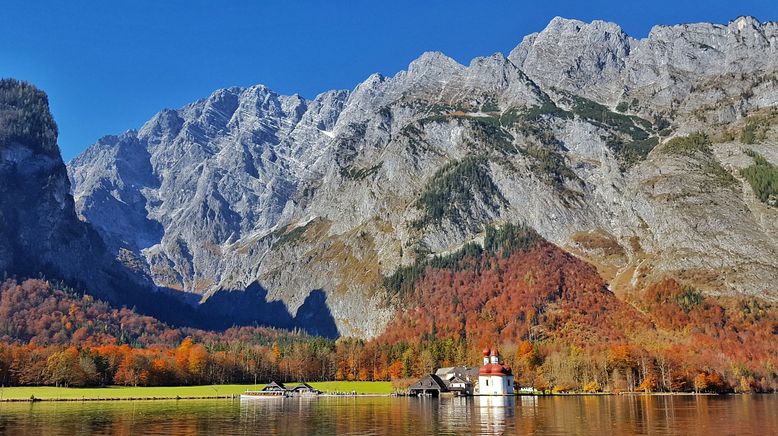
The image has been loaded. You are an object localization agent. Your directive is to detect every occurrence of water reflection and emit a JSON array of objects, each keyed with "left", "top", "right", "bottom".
[
  {"left": 0, "top": 395, "right": 776, "bottom": 435},
  {"left": 477, "top": 396, "right": 515, "bottom": 434}
]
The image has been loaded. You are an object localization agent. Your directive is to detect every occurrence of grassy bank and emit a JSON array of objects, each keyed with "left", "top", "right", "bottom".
[
  {"left": 305, "top": 381, "right": 392, "bottom": 394},
  {"left": 0, "top": 381, "right": 393, "bottom": 401}
]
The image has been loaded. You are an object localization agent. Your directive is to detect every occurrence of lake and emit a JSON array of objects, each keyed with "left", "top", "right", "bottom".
[{"left": 0, "top": 395, "right": 776, "bottom": 435}]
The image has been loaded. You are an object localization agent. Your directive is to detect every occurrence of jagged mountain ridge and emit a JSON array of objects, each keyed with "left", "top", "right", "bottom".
[
  {"left": 511, "top": 17, "right": 778, "bottom": 110},
  {"left": 68, "top": 16, "right": 778, "bottom": 338}
]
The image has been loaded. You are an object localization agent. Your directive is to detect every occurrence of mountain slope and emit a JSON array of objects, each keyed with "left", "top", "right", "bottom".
[
  {"left": 0, "top": 79, "right": 105, "bottom": 285},
  {"left": 0, "top": 79, "right": 234, "bottom": 329},
  {"left": 68, "top": 17, "right": 778, "bottom": 338},
  {"left": 377, "top": 224, "right": 652, "bottom": 346},
  {"left": 374, "top": 224, "right": 778, "bottom": 393}
]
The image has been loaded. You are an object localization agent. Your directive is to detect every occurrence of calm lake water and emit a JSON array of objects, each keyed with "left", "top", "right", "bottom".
[{"left": 0, "top": 395, "right": 776, "bottom": 435}]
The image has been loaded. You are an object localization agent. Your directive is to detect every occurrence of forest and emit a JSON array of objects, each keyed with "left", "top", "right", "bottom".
[
  {"left": 0, "top": 79, "right": 59, "bottom": 155},
  {"left": 1, "top": 220, "right": 777, "bottom": 394},
  {"left": 374, "top": 224, "right": 778, "bottom": 394},
  {"left": 411, "top": 156, "right": 506, "bottom": 230}
]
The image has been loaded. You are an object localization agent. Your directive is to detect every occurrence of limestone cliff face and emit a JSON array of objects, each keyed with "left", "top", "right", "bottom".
[
  {"left": 0, "top": 79, "right": 113, "bottom": 291},
  {"left": 68, "top": 17, "right": 778, "bottom": 338},
  {"left": 0, "top": 79, "right": 213, "bottom": 328},
  {"left": 509, "top": 16, "right": 778, "bottom": 111}
]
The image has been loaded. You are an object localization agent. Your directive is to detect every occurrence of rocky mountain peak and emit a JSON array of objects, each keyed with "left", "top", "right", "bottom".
[
  {"left": 65, "top": 17, "right": 778, "bottom": 338},
  {"left": 545, "top": 16, "right": 628, "bottom": 36},
  {"left": 139, "top": 109, "right": 184, "bottom": 144},
  {"left": 407, "top": 51, "right": 464, "bottom": 77},
  {"left": 508, "top": 17, "right": 632, "bottom": 103}
]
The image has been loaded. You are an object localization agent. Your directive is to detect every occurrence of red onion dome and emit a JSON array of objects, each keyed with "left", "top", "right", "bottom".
[
  {"left": 483, "top": 364, "right": 513, "bottom": 376},
  {"left": 482, "top": 347, "right": 490, "bottom": 357},
  {"left": 479, "top": 364, "right": 494, "bottom": 375},
  {"left": 490, "top": 348, "right": 498, "bottom": 357}
]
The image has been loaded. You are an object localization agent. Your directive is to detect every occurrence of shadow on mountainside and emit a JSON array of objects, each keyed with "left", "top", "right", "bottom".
[
  {"left": 294, "top": 289, "right": 340, "bottom": 338},
  {"left": 198, "top": 282, "right": 340, "bottom": 338}
]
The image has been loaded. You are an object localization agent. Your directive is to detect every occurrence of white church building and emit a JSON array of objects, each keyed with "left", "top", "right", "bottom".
[{"left": 478, "top": 348, "right": 514, "bottom": 395}]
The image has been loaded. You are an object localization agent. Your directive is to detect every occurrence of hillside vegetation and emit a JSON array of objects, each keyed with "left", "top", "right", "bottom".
[
  {"left": 0, "top": 79, "right": 58, "bottom": 155},
  {"left": 374, "top": 226, "right": 778, "bottom": 394},
  {"left": 1, "top": 224, "right": 777, "bottom": 394},
  {"left": 0, "top": 279, "right": 337, "bottom": 387},
  {"left": 742, "top": 150, "right": 778, "bottom": 207},
  {"left": 412, "top": 157, "right": 506, "bottom": 230}
]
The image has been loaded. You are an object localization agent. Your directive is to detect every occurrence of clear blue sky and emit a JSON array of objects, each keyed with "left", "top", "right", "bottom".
[{"left": 1, "top": 1, "right": 776, "bottom": 161}]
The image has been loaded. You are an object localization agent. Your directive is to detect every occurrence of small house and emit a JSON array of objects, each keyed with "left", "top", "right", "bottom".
[
  {"left": 447, "top": 375, "right": 473, "bottom": 395},
  {"left": 435, "top": 366, "right": 477, "bottom": 396},
  {"left": 289, "top": 382, "right": 322, "bottom": 395}
]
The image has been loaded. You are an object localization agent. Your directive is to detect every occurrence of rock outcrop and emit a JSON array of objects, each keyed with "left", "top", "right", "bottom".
[
  {"left": 0, "top": 79, "right": 212, "bottom": 328},
  {"left": 0, "top": 79, "right": 114, "bottom": 291}
]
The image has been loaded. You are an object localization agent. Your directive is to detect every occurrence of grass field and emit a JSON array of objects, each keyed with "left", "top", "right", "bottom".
[
  {"left": 0, "top": 381, "right": 393, "bottom": 400},
  {"left": 303, "top": 381, "right": 392, "bottom": 394}
]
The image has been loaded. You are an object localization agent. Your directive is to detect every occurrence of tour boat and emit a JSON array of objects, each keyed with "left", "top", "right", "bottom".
[{"left": 240, "top": 389, "right": 289, "bottom": 400}]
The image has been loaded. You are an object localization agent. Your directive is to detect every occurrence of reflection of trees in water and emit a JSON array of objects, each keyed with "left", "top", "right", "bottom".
[
  {"left": 0, "top": 400, "right": 240, "bottom": 434},
  {"left": 239, "top": 396, "right": 515, "bottom": 434},
  {"left": 1, "top": 396, "right": 776, "bottom": 434}
]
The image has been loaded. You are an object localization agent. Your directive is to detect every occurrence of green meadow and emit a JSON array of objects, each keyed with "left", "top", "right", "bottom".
[{"left": 0, "top": 381, "right": 393, "bottom": 401}]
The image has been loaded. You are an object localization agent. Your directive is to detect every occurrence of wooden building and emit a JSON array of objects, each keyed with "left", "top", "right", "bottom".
[
  {"left": 409, "top": 374, "right": 449, "bottom": 396},
  {"left": 260, "top": 381, "right": 288, "bottom": 392},
  {"left": 435, "top": 366, "right": 477, "bottom": 396},
  {"left": 289, "top": 382, "right": 322, "bottom": 395}
]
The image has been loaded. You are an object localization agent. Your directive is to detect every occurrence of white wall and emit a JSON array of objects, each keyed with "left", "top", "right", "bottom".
[{"left": 479, "top": 375, "right": 514, "bottom": 395}]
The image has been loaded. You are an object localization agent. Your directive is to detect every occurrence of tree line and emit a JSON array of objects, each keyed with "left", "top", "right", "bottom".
[{"left": 1, "top": 230, "right": 777, "bottom": 394}]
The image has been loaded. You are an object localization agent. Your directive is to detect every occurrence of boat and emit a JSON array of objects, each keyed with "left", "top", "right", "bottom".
[
  {"left": 240, "top": 381, "right": 290, "bottom": 399},
  {"left": 240, "top": 389, "right": 289, "bottom": 400},
  {"left": 240, "top": 381, "right": 324, "bottom": 399}
]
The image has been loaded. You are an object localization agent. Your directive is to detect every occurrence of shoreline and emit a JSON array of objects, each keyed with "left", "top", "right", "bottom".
[
  {"left": 0, "top": 391, "right": 736, "bottom": 403},
  {"left": 1, "top": 393, "right": 398, "bottom": 403},
  {"left": 0, "top": 395, "right": 240, "bottom": 403}
]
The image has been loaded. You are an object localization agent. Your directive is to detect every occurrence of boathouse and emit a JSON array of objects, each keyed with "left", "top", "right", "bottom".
[
  {"left": 435, "top": 366, "right": 477, "bottom": 396},
  {"left": 409, "top": 374, "right": 448, "bottom": 396},
  {"left": 289, "top": 382, "right": 322, "bottom": 395},
  {"left": 261, "top": 381, "right": 288, "bottom": 392}
]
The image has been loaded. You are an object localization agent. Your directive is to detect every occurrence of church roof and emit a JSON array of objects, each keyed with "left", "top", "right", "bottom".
[{"left": 480, "top": 363, "right": 509, "bottom": 376}]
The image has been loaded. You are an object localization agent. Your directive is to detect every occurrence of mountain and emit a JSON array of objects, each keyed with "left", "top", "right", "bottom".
[
  {"left": 0, "top": 79, "right": 137, "bottom": 297},
  {"left": 0, "top": 79, "right": 226, "bottom": 328},
  {"left": 67, "top": 17, "right": 778, "bottom": 338}
]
